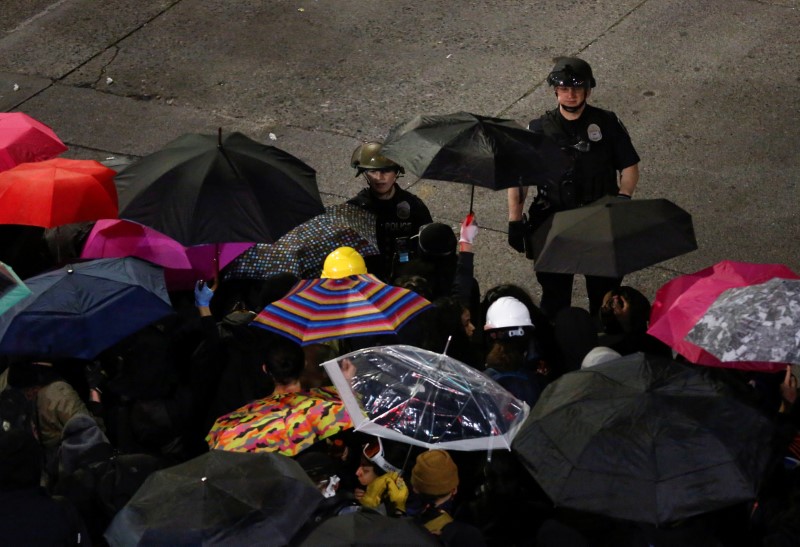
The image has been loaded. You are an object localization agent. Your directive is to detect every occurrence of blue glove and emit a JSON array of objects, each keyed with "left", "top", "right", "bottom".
[{"left": 194, "top": 280, "right": 215, "bottom": 307}]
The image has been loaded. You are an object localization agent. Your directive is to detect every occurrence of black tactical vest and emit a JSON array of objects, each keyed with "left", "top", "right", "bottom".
[{"left": 530, "top": 107, "right": 619, "bottom": 210}]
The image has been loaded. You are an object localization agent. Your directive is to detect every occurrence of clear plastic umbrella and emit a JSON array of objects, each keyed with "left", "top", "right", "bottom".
[{"left": 322, "top": 344, "right": 529, "bottom": 451}]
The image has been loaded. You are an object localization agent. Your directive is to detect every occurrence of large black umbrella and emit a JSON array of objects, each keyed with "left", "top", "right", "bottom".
[
  {"left": 532, "top": 196, "right": 697, "bottom": 277},
  {"left": 511, "top": 353, "right": 775, "bottom": 525},
  {"left": 117, "top": 131, "right": 324, "bottom": 246},
  {"left": 381, "top": 111, "right": 569, "bottom": 209},
  {"left": 294, "top": 510, "right": 439, "bottom": 546},
  {"left": 0, "top": 257, "right": 173, "bottom": 360},
  {"left": 105, "top": 450, "right": 324, "bottom": 547}
]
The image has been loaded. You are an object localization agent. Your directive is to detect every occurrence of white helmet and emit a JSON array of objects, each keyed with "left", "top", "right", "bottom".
[{"left": 485, "top": 297, "right": 533, "bottom": 331}]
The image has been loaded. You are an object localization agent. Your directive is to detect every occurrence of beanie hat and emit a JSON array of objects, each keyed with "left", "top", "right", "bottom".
[
  {"left": 0, "top": 429, "right": 42, "bottom": 490},
  {"left": 411, "top": 449, "right": 459, "bottom": 496},
  {"left": 416, "top": 223, "right": 457, "bottom": 257},
  {"left": 581, "top": 346, "right": 622, "bottom": 369}
]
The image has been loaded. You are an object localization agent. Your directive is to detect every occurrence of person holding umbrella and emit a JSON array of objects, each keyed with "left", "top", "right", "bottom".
[
  {"left": 353, "top": 437, "right": 409, "bottom": 515},
  {"left": 507, "top": 57, "right": 641, "bottom": 318},
  {"left": 348, "top": 142, "right": 433, "bottom": 280}
]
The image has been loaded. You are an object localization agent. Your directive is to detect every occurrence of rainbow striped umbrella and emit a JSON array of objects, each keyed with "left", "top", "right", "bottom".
[{"left": 252, "top": 273, "right": 431, "bottom": 345}]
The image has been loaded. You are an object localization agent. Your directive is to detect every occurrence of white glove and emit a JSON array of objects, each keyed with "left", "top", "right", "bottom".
[{"left": 459, "top": 213, "right": 478, "bottom": 245}]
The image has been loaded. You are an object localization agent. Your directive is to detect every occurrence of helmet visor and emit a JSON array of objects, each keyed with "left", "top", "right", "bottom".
[
  {"left": 547, "top": 71, "right": 588, "bottom": 88},
  {"left": 363, "top": 438, "right": 401, "bottom": 474}
]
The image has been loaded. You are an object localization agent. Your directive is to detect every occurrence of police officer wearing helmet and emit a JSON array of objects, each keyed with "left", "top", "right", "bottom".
[
  {"left": 507, "top": 57, "right": 640, "bottom": 319},
  {"left": 347, "top": 142, "right": 432, "bottom": 281}
]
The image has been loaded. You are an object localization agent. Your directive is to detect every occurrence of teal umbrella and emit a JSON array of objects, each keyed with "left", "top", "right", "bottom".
[{"left": 0, "top": 261, "right": 30, "bottom": 315}]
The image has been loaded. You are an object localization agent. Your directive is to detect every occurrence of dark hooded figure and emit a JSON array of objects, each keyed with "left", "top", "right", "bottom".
[
  {"left": 554, "top": 307, "right": 599, "bottom": 372},
  {"left": 597, "top": 286, "right": 671, "bottom": 357},
  {"left": 53, "top": 414, "right": 164, "bottom": 545},
  {"left": 0, "top": 429, "right": 89, "bottom": 545}
]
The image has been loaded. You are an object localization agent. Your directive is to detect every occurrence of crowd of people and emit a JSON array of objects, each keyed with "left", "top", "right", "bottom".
[{"left": 1, "top": 57, "right": 799, "bottom": 546}]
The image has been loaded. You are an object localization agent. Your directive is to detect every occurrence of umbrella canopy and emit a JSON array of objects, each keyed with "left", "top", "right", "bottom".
[
  {"left": 0, "top": 112, "right": 67, "bottom": 172},
  {"left": 116, "top": 131, "right": 324, "bottom": 246},
  {"left": 648, "top": 260, "right": 800, "bottom": 371},
  {"left": 0, "top": 158, "right": 118, "bottom": 228},
  {"left": 322, "top": 344, "right": 529, "bottom": 451},
  {"left": 531, "top": 196, "right": 697, "bottom": 277},
  {"left": 224, "top": 203, "right": 379, "bottom": 281},
  {"left": 295, "top": 510, "right": 440, "bottom": 547},
  {"left": 253, "top": 274, "right": 431, "bottom": 346},
  {"left": 685, "top": 277, "right": 800, "bottom": 365},
  {"left": 206, "top": 386, "right": 353, "bottom": 456},
  {"left": 381, "top": 111, "right": 569, "bottom": 190},
  {"left": 104, "top": 450, "right": 323, "bottom": 547},
  {"left": 81, "top": 219, "right": 253, "bottom": 290},
  {"left": 0, "top": 261, "right": 31, "bottom": 315},
  {"left": 0, "top": 257, "right": 173, "bottom": 360},
  {"left": 511, "top": 353, "right": 775, "bottom": 525}
]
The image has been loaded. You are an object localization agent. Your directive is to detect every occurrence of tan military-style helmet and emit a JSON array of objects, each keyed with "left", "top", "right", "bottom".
[{"left": 350, "top": 142, "right": 404, "bottom": 174}]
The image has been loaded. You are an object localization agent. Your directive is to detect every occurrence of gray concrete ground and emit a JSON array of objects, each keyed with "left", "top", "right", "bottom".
[{"left": 1, "top": 0, "right": 798, "bottom": 308}]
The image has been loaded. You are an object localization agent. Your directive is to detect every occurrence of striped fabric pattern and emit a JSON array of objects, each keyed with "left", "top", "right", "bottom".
[{"left": 253, "top": 274, "right": 430, "bottom": 345}]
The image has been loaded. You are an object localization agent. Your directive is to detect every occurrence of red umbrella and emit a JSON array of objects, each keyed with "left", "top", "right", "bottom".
[
  {"left": 0, "top": 112, "right": 68, "bottom": 172},
  {"left": 81, "top": 219, "right": 253, "bottom": 290},
  {"left": 647, "top": 260, "right": 800, "bottom": 371},
  {"left": 0, "top": 158, "right": 117, "bottom": 228}
]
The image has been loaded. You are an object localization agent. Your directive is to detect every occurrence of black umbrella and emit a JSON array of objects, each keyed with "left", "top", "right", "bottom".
[
  {"left": 381, "top": 111, "right": 569, "bottom": 210},
  {"left": 531, "top": 196, "right": 698, "bottom": 277},
  {"left": 511, "top": 353, "right": 775, "bottom": 525},
  {"left": 0, "top": 257, "right": 173, "bottom": 360},
  {"left": 117, "top": 131, "right": 325, "bottom": 246},
  {"left": 105, "top": 450, "right": 324, "bottom": 547},
  {"left": 294, "top": 510, "right": 439, "bottom": 546}
]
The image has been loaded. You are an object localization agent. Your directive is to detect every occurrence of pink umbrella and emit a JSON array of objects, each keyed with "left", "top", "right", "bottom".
[
  {"left": 0, "top": 112, "right": 68, "bottom": 172},
  {"left": 647, "top": 260, "right": 800, "bottom": 372},
  {"left": 81, "top": 219, "right": 254, "bottom": 290}
]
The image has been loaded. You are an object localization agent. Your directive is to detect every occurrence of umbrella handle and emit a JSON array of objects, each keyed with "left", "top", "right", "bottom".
[{"left": 469, "top": 185, "right": 475, "bottom": 214}]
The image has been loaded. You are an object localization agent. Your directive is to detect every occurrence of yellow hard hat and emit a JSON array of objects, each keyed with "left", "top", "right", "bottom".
[{"left": 321, "top": 246, "right": 367, "bottom": 279}]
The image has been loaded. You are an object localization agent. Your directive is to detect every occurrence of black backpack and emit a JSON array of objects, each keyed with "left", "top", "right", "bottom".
[{"left": 0, "top": 387, "right": 38, "bottom": 437}]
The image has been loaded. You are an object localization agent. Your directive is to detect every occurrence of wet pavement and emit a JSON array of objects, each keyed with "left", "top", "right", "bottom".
[{"left": 2, "top": 0, "right": 798, "bottom": 305}]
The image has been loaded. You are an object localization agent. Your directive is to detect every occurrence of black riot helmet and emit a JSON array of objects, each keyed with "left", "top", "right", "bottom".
[{"left": 547, "top": 57, "right": 596, "bottom": 89}]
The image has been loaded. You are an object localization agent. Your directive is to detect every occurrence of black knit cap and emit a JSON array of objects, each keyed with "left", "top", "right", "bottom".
[{"left": 416, "top": 223, "right": 457, "bottom": 257}]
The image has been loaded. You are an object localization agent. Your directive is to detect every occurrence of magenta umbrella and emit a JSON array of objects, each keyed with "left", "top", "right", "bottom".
[
  {"left": 647, "top": 260, "right": 800, "bottom": 372},
  {"left": 81, "top": 219, "right": 254, "bottom": 290},
  {"left": 0, "top": 112, "right": 68, "bottom": 172}
]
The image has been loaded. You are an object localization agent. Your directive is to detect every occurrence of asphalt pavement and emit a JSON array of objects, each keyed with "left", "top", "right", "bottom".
[{"left": 2, "top": 0, "right": 798, "bottom": 307}]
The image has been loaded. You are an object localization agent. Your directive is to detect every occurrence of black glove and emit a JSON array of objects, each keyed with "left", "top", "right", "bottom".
[
  {"left": 616, "top": 192, "right": 632, "bottom": 200},
  {"left": 508, "top": 220, "right": 527, "bottom": 253},
  {"left": 85, "top": 362, "right": 108, "bottom": 394}
]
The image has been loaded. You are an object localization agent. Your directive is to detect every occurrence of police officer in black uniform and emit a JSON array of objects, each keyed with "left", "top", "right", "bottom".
[
  {"left": 348, "top": 142, "right": 433, "bottom": 280},
  {"left": 507, "top": 57, "right": 640, "bottom": 318}
]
